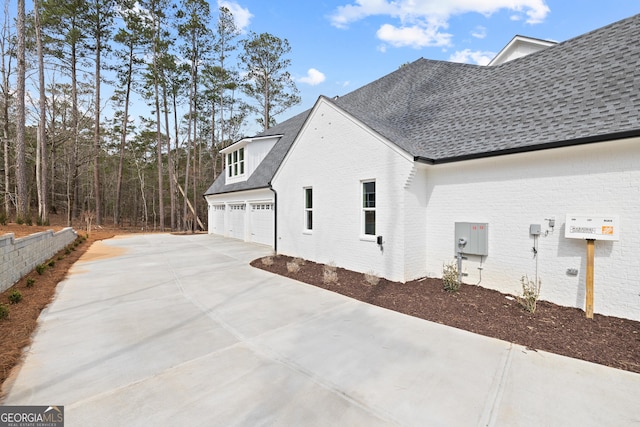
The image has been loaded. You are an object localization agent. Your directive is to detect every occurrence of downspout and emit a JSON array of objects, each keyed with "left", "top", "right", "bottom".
[{"left": 269, "top": 184, "right": 277, "bottom": 252}]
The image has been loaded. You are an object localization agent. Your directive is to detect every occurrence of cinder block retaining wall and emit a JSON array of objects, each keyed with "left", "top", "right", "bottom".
[{"left": 1, "top": 228, "right": 78, "bottom": 293}]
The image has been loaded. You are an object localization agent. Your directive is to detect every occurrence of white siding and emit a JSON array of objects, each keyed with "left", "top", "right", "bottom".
[
  {"left": 423, "top": 137, "right": 640, "bottom": 321},
  {"left": 273, "top": 100, "right": 415, "bottom": 282}
]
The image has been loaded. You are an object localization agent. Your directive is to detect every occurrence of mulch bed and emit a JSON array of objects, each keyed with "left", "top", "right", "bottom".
[{"left": 251, "top": 255, "right": 640, "bottom": 374}]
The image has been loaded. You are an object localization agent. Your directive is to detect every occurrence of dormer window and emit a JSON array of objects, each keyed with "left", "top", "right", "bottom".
[{"left": 227, "top": 147, "right": 245, "bottom": 178}]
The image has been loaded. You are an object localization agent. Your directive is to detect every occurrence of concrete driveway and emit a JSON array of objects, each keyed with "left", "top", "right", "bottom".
[{"left": 2, "top": 234, "right": 639, "bottom": 426}]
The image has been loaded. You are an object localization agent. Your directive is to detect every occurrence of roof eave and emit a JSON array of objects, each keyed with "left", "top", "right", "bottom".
[{"left": 415, "top": 129, "right": 640, "bottom": 165}]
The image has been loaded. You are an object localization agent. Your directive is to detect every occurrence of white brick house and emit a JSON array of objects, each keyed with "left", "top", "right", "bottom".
[{"left": 205, "top": 15, "right": 640, "bottom": 321}]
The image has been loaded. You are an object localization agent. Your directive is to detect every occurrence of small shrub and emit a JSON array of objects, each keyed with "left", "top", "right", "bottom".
[
  {"left": 57, "top": 255, "right": 63, "bottom": 261},
  {"left": 0, "top": 304, "right": 9, "bottom": 320},
  {"left": 286, "top": 261, "right": 301, "bottom": 273},
  {"left": 26, "top": 278, "right": 35, "bottom": 287},
  {"left": 25, "top": 217, "right": 33, "bottom": 226},
  {"left": 442, "top": 261, "right": 460, "bottom": 292},
  {"left": 323, "top": 262, "right": 338, "bottom": 284},
  {"left": 15, "top": 216, "right": 24, "bottom": 225},
  {"left": 364, "top": 271, "right": 380, "bottom": 286},
  {"left": 65, "top": 247, "right": 71, "bottom": 255},
  {"left": 0, "top": 212, "right": 7, "bottom": 225},
  {"left": 518, "top": 275, "right": 542, "bottom": 314},
  {"left": 48, "top": 259, "right": 56, "bottom": 267},
  {"left": 36, "top": 264, "right": 46, "bottom": 275},
  {"left": 9, "top": 290, "right": 23, "bottom": 304},
  {"left": 261, "top": 256, "right": 274, "bottom": 266}
]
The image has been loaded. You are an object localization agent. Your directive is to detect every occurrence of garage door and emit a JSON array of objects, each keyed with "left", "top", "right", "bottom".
[
  {"left": 209, "top": 204, "right": 225, "bottom": 235},
  {"left": 249, "top": 203, "right": 274, "bottom": 246},
  {"left": 228, "top": 204, "right": 246, "bottom": 240}
]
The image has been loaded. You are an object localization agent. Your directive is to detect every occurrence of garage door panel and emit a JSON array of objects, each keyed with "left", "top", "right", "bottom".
[
  {"left": 210, "top": 205, "right": 225, "bottom": 235},
  {"left": 249, "top": 203, "right": 274, "bottom": 246},
  {"left": 228, "top": 204, "right": 246, "bottom": 240}
]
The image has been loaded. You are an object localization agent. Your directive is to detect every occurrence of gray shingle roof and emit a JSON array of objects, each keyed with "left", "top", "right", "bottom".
[
  {"left": 333, "top": 13, "right": 640, "bottom": 162},
  {"left": 205, "top": 14, "right": 640, "bottom": 196}
]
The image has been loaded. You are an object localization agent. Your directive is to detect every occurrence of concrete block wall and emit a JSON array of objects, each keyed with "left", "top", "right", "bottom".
[{"left": 0, "top": 227, "right": 77, "bottom": 292}]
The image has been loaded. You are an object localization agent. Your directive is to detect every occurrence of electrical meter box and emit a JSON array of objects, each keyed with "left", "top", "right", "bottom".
[{"left": 455, "top": 222, "right": 489, "bottom": 256}]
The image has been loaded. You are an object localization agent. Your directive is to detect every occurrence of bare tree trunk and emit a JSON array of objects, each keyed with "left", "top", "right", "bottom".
[
  {"left": 2, "top": 0, "right": 13, "bottom": 217},
  {"left": 34, "top": 0, "right": 48, "bottom": 224},
  {"left": 162, "top": 80, "right": 176, "bottom": 231},
  {"left": 153, "top": 53, "right": 164, "bottom": 231},
  {"left": 93, "top": 27, "right": 102, "bottom": 225},
  {"left": 15, "top": 0, "right": 27, "bottom": 220},
  {"left": 70, "top": 42, "right": 79, "bottom": 225},
  {"left": 115, "top": 43, "right": 134, "bottom": 227}
]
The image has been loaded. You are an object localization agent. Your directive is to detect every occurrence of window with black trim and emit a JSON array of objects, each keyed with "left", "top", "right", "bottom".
[
  {"left": 304, "top": 187, "right": 313, "bottom": 231},
  {"left": 362, "top": 181, "right": 375, "bottom": 235},
  {"left": 227, "top": 147, "right": 245, "bottom": 178}
]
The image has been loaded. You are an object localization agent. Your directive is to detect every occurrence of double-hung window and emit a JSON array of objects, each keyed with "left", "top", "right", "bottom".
[
  {"left": 304, "top": 187, "right": 313, "bottom": 231},
  {"left": 362, "top": 181, "right": 376, "bottom": 236},
  {"left": 227, "top": 147, "right": 245, "bottom": 178}
]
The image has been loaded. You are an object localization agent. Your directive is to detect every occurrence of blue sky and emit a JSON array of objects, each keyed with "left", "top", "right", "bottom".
[{"left": 220, "top": 0, "right": 639, "bottom": 133}]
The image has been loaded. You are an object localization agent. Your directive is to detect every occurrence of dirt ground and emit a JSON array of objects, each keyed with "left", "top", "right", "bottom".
[{"left": 251, "top": 255, "right": 640, "bottom": 374}]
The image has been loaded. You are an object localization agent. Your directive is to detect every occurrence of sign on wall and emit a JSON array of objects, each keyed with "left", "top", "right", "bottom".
[{"left": 565, "top": 214, "right": 620, "bottom": 241}]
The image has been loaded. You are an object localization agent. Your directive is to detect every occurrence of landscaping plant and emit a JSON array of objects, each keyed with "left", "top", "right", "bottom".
[
  {"left": 518, "top": 275, "right": 542, "bottom": 314},
  {"left": 364, "top": 271, "right": 381, "bottom": 286},
  {"left": 323, "top": 262, "right": 338, "bottom": 284},
  {"left": 8, "top": 290, "right": 23, "bottom": 304},
  {"left": 442, "top": 261, "right": 460, "bottom": 292},
  {"left": 286, "top": 261, "right": 301, "bottom": 273}
]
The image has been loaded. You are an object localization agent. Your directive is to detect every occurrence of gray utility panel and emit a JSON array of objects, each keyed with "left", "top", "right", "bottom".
[{"left": 454, "top": 222, "right": 489, "bottom": 256}]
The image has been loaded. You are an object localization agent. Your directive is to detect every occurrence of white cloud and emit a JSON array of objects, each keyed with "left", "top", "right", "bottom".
[
  {"left": 329, "top": 0, "right": 550, "bottom": 48},
  {"left": 299, "top": 68, "right": 326, "bottom": 86},
  {"left": 448, "top": 49, "right": 495, "bottom": 65},
  {"left": 217, "top": 0, "right": 253, "bottom": 32},
  {"left": 471, "top": 25, "right": 487, "bottom": 39},
  {"left": 377, "top": 23, "right": 452, "bottom": 48}
]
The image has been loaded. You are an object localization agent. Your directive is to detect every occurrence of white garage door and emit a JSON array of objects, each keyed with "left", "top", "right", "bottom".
[
  {"left": 228, "top": 204, "right": 246, "bottom": 240},
  {"left": 249, "top": 203, "right": 274, "bottom": 246},
  {"left": 209, "top": 204, "right": 226, "bottom": 235}
]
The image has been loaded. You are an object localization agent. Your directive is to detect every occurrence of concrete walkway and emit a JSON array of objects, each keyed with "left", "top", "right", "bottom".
[{"left": 2, "top": 234, "right": 639, "bottom": 426}]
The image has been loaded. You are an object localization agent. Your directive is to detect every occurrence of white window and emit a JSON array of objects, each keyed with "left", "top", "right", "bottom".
[
  {"left": 304, "top": 187, "right": 312, "bottom": 231},
  {"left": 227, "top": 147, "right": 245, "bottom": 178},
  {"left": 362, "top": 181, "right": 375, "bottom": 236}
]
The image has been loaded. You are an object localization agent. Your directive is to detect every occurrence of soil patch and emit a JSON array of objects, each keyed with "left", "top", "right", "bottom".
[
  {"left": 75, "top": 240, "right": 128, "bottom": 263},
  {"left": 251, "top": 255, "right": 640, "bottom": 374}
]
